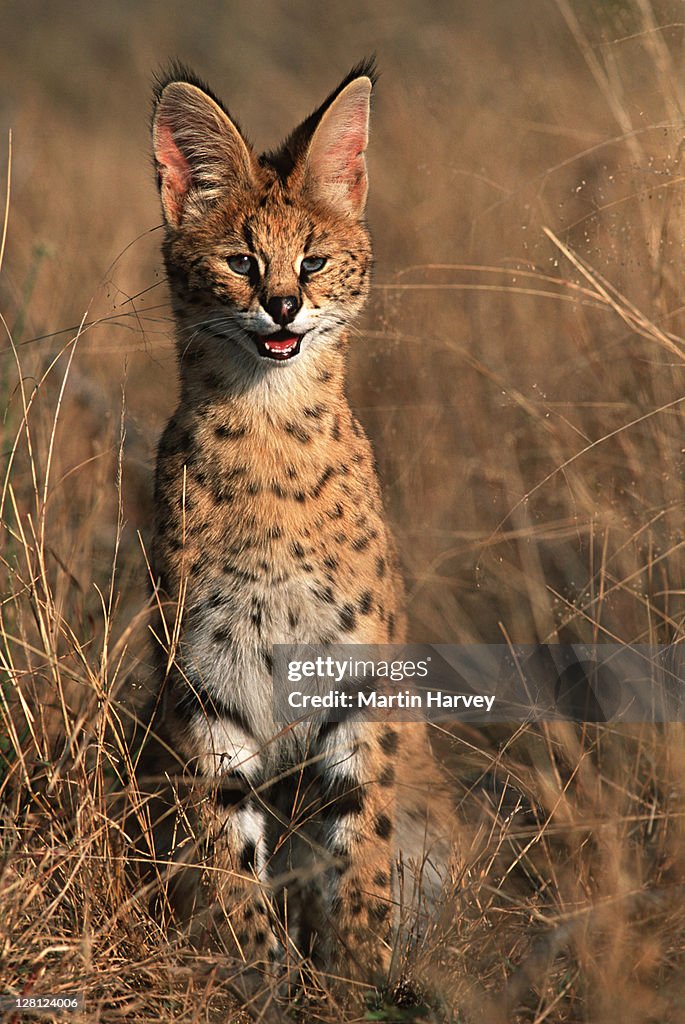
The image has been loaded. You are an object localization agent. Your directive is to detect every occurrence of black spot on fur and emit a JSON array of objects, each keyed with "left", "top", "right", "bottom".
[
  {"left": 375, "top": 814, "right": 393, "bottom": 840},
  {"left": 379, "top": 764, "right": 395, "bottom": 787},
  {"left": 242, "top": 220, "right": 255, "bottom": 252},
  {"left": 285, "top": 422, "right": 311, "bottom": 444},
  {"left": 291, "top": 540, "right": 305, "bottom": 558},
  {"left": 373, "top": 870, "right": 389, "bottom": 888},
  {"left": 388, "top": 612, "right": 396, "bottom": 639},
  {"left": 358, "top": 591, "right": 373, "bottom": 615},
  {"left": 174, "top": 680, "right": 253, "bottom": 738},
  {"left": 188, "top": 518, "right": 208, "bottom": 536},
  {"left": 310, "top": 465, "right": 335, "bottom": 498},
  {"left": 215, "top": 423, "right": 246, "bottom": 439},
  {"left": 339, "top": 604, "right": 356, "bottom": 631},
  {"left": 213, "top": 485, "right": 234, "bottom": 504},
  {"left": 324, "top": 775, "right": 365, "bottom": 817},
  {"left": 376, "top": 556, "right": 386, "bottom": 578},
  {"left": 222, "top": 561, "right": 259, "bottom": 582},
  {"left": 379, "top": 729, "right": 399, "bottom": 756},
  {"left": 212, "top": 625, "right": 233, "bottom": 645},
  {"left": 262, "top": 648, "right": 273, "bottom": 673},
  {"left": 370, "top": 899, "right": 390, "bottom": 923},
  {"left": 315, "top": 585, "right": 335, "bottom": 604},
  {"left": 239, "top": 841, "right": 257, "bottom": 871},
  {"left": 329, "top": 839, "right": 351, "bottom": 863},
  {"left": 251, "top": 599, "right": 263, "bottom": 631}
]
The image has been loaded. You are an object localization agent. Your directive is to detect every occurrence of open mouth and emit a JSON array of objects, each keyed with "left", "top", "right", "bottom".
[{"left": 251, "top": 330, "right": 303, "bottom": 361}]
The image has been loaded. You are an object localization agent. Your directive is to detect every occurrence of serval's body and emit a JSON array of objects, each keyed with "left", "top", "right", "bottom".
[{"left": 143, "top": 60, "right": 454, "bottom": 991}]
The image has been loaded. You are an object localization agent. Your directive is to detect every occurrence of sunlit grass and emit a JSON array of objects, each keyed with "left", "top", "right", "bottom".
[{"left": 3, "top": 1, "right": 685, "bottom": 1019}]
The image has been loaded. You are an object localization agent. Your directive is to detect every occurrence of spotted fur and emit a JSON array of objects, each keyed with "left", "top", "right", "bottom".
[{"left": 141, "top": 61, "right": 455, "bottom": 992}]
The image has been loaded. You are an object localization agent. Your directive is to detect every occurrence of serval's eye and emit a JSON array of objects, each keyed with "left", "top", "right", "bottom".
[
  {"left": 227, "top": 254, "right": 255, "bottom": 276},
  {"left": 301, "top": 256, "right": 327, "bottom": 275}
]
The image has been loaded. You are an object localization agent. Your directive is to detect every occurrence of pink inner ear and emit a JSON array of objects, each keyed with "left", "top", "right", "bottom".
[
  {"left": 327, "top": 130, "right": 365, "bottom": 178},
  {"left": 155, "top": 121, "right": 193, "bottom": 222},
  {"left": 317, "top": 125, "right": 367, "bottom": 211},
  {"left": 306, "top": 82, "right": 370, "bottom": 215}
]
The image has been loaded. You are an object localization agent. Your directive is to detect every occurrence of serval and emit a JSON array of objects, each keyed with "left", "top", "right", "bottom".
[{"left": 140, "top": 58, "right": 455, "bottom": 997}]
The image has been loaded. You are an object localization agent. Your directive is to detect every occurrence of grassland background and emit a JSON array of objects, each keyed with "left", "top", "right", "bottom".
[{"left": 3, "top": 0, "right": 685, "bottom": 1021}]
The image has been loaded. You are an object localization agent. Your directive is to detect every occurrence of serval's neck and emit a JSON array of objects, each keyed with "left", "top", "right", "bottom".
[{"left": 175, "top": 319, "right": 350, "bottom": 428}]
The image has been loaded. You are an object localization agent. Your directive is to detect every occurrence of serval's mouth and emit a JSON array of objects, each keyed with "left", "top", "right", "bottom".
[{"left": 251, "top": 330, "right": 303, "bottom": 361}]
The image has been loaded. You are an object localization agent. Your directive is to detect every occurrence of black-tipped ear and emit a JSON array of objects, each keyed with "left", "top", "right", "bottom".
[
  {"left": 301, "top": 75, "right": 372, "bottom": 219},
  {"left": 262, "top": 59, "right": 377, "bottom": 204},
  {"left": 152, "top": 71, "right": 254, "bottom": 227}
]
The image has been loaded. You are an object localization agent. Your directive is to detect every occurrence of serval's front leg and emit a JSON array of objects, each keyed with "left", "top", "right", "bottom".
[
  {"left": 186, "top": 712, "right": 282, "bottom": 968},
  {"left": 316, "top": 720, "right": 398, "bottom": 989}
]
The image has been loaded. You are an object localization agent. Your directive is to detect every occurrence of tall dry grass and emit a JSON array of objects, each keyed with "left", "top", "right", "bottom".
[{"left": 3, "top": 0, "right": 685, "bottom": 1020}]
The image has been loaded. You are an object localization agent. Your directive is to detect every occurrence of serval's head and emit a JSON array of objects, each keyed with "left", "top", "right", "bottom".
[{"left": 152, "top": 61, "right": 376, "bottom": 382}]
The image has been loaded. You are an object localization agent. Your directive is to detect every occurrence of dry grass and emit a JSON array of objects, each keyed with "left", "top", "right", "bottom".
[{"left": 4, "top": 0, "right": 685, "bottom": 1020}]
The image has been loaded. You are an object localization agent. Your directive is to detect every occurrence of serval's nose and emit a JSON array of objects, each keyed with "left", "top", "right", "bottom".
[{"left": 264, "top": 295, "right": 301, "bottom": 327}]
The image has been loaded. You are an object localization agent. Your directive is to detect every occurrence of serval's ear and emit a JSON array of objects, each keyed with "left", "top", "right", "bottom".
[
  {"left": 152, "top": 69, "right": 255, "bottom": 228},
  {"left": 302, "top": 76, "right": 372, "bottom": 219}
]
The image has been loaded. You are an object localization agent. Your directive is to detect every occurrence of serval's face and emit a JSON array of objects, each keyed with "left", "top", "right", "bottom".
[{"left": 153, "top": 71, "right": 373, "bottom": 373}]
